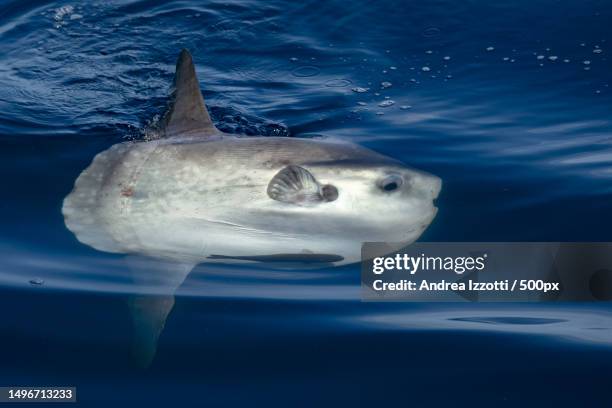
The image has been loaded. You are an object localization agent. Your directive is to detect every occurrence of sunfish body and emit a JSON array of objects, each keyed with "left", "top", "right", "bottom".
[{"left": 62, "top": 50, "right": 441, "bottom": 365}]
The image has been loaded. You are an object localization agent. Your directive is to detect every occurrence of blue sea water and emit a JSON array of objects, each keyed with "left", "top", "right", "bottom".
[{"left": 1, "top": 0, "right": 612, "bottom": 406}]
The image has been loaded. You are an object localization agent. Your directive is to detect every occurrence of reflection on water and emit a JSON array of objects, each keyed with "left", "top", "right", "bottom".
[
  {"left": 1, "top": 244, "right": 357, "bottom": 299},
  {"left": 360, "top": 307, "right": 612, "bottom": 345},
  {"left": 450, "top": 316, "right": 566, "bottom": 325}
]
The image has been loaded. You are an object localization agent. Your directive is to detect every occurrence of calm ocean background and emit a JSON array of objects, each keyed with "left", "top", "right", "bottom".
[{"left": 1, "top": 0, "right": 612, "bottom": 406}]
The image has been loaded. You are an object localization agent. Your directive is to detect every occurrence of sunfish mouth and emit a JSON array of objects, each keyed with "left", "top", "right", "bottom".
[
  {"left": 430, "top": 175, "right": 443, "bottom": 200},
  {"left": 432, "top": 178, "right": 441, "bottom": 206}
]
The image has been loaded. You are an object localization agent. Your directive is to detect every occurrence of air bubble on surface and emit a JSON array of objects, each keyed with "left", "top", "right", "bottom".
[
  {"left": 421, "top": 66, "right": 430, "bottom": 72},
  {"left": 486, "top": 46, "right": 495, "bottom": 51},
  {"left": 548, "top": 56, "right": 558, "bottom": 61},
  {"left": 443, "top": 56, "right": 451, "bottom": 61},
  {"left": 351, "top": 87, "right": 369, "bottom": 93},
  {"left": 422, "top": 27, "right": 441, "bottom": 37},
  {"left": 378, "top": 100, "right": 395, "bottom": 107},
  {"left": 291, "top": 66, "right": 320, "bottom": 77},
  {"left": 325, "top": 78, "right": 352, "bottom": 88},
  {"left": 29, "top": 278, "right": 44, "bottom": 286},
  {"left": 593, "top": 49, "right": 602, "bottom": 54},
  {"left": 54, "top": 5, "right": 74, "bottom": 21},
  {"left": 537, "top": 55, "right": 545, "bottom": 60},
  {"left": 380, "top": 81, "right": 392, "bottom": 89},
  {"left": 400, "top": 105, "right": 412, "bottom": 110}
]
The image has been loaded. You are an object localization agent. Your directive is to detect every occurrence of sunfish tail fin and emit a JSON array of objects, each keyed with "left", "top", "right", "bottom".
[
  {"left": 125, "top": 257, "right": 196, "bottom": 367},
  {"left": 162, "top": 49, "right": 216, "bottom": 137}
]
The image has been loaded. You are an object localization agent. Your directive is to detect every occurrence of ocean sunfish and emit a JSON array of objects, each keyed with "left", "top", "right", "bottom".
[{"left": 62, "top": 49, "right": 441, "bottom": 365}]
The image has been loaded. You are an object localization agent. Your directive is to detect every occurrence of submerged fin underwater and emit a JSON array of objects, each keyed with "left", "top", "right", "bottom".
[{"left": 0, "top": 0, "right": 611, "bottom": 406}]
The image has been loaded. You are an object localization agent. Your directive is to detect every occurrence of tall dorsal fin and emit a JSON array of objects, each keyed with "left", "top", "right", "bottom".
[{"left": 162, "top": 49, "right": 216, "bottom": 137}]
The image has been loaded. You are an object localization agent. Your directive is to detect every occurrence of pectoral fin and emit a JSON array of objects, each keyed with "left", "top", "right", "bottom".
[{"left": 267, "top": 165, "right": 323, "bottom": 205}]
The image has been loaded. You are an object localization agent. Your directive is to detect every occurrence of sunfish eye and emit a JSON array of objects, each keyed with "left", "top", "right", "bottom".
[
  {"left": 378, "top": 174, "right": 403, "bottom": 192},
  {"left": 321, "top": 184, "right": 338, "bottom": 202}
]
